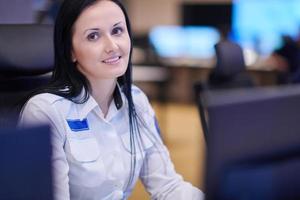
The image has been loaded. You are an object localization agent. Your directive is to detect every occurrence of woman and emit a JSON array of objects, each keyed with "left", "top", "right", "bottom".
[{"left": 19, "top": 0, "right": 204, "bottom": 199}]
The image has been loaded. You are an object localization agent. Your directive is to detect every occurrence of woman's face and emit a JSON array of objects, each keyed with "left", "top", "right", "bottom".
[{"left": 72, "top": 0, "right": 131, "bottom": 82}]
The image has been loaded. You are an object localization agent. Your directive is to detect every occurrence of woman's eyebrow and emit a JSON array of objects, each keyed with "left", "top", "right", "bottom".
[
  {"left": 83, "top": 21, "right": 123, "bottom": 34},
  {"left": 113, "top": 21, "right": 122, "bottom": 27},
  {"left": 83, "top": 28, "right": 100, "bottom": 34}
]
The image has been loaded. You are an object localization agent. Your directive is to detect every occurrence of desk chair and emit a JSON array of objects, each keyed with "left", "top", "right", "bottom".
[
  {"left": 208, "top": 40, "right": 254, "bottom": 89},
  {"left": 195, "top": 41, "right": 255, "bottom": 141},
  {"left": 0, "top": 0, "right": 34, "bottom": 24},
  {"left": 193, "top": 82, "right": 209, "bottom": 141},
  {"left": 0, "top": 24, "right": 54, "bottom": 127}
]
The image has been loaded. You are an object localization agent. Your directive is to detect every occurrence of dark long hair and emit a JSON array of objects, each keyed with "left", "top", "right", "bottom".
[
  {"left": 31, "top": 0, "right": 140, "bottom": 190},
  {"left": 47, "top": 0, "right": 133, "bottom": 103}
]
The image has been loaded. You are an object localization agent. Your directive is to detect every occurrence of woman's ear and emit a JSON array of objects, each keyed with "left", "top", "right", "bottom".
[{"left": 71, "top": 51, "right": 77, "bottom": 63}]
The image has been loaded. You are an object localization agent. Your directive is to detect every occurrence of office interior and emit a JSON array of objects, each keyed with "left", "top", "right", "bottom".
[{"left": 1, "top": 0, "right": 300, "bottom": 199}]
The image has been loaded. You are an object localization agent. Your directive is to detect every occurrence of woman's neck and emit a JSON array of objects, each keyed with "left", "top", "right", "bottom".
[{"left": 89, "top": 78, "right": 117, "bottom": 117}]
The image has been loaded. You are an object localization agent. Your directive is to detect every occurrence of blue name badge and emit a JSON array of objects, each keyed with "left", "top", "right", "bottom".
[{"left": 67, "top": 118, "right": 89, "bottom": 132}]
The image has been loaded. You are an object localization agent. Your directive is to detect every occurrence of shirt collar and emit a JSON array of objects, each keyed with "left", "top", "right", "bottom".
[{"left": 79, "top": 84, "right": 124, "bottom": 120}]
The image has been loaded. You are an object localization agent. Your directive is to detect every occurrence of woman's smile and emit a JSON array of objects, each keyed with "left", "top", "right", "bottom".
[{"left": 102, "top": 55, "right": 122, "bottom": 64}]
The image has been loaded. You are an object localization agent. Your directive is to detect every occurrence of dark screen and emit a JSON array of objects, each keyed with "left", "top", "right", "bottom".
[
  {"left": 182, "top": 3, "right": 232, "bottom": 27},
  {"left": 202, "top": 85, "right": 300, "bottom": 200},
  {"left": 0, "top": 125, "right": 53, "bottom": 200}
]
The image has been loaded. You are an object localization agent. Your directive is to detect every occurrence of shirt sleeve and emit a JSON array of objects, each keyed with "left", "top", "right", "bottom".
[
  {"left": 18, "top": 98, "right": 70, "bottom": 200},
  {"left": 140, "top": 144, "right": 204, "bottom": 200},
  {"left": 135, "top": 88, "right": 205, "bottom": 200}
]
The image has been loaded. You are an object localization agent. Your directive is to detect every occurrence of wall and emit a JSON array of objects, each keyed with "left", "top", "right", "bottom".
[{"left": 127, "top": 0, "right": 232, "bottom": 35}]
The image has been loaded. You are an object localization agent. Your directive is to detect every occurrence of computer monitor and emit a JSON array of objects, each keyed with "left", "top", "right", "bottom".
[
  {"left": 0, "top": 125, "right": 53, "bottom": 200},
  {"left": 232, "top": 0, "right": 300, "bottom": 55},
  {"left": 148, "top": 25, "right": 220, "bottom": 65},
  {"left": 182, "top": 3, "right": 232, "bottom": 27},
  {"left": 202, "top": 85, "right": 300, "bottom": 200}
]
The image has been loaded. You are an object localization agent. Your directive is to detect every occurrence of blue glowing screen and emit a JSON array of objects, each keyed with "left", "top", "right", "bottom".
[
  {"left": 232, "top": 0, "right": 300, "bottom": 55},
  {"left": 149, "top": 26, "right": 220, "bottom": 59}
]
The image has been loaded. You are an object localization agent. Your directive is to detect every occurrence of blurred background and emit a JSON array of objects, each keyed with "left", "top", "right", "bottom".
[{"left": 2, "top": 0, "right": 300, "bottom": 199}]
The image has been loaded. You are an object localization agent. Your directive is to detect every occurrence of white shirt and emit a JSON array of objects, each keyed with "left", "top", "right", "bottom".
[{"left": 19, "top": 85, "right": 204, "bottom": 200}]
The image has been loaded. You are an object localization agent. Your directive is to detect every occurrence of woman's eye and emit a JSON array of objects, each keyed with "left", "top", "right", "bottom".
[
  {"left": 87, "top": 32, "right": 99, "bottom": 41},
  {"left": 112, "top": 27, "right": 124, "bottom": 35}
]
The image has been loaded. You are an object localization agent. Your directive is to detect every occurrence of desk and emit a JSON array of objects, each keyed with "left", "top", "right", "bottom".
[{"left": 133, "top": 64, "right": 279, "bottom": 103}]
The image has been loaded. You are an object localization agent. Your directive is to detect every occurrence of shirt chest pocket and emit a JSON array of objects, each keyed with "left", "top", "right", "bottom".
[
  {"left": 66, "top": 133, "right": 107, "bottom": 188},
  {"left": 68, "top": 135, "right": 100, "bottom": 162}
]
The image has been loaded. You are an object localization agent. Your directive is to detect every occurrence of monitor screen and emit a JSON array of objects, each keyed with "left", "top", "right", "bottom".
[
  {"left": 232, "top": 0, "right": 300, "bottom": 55},
  {"left": 149, "top": 26, "right": 220, "bottom": 60},
  {"left": 182, "top": 3, "right": 232, "bottom": 27},
  {"left": 202, "top": 85, "right": 300, "bottom": 200}
]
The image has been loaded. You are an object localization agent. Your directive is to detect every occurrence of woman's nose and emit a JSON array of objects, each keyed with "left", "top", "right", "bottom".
[{"left": 104, "top": 35, "right": 118, "bottom": 54}]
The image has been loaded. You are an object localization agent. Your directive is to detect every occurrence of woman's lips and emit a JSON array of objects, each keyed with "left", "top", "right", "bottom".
[{"left": 102, "top": 56, "right": 121, "bottom": 64}]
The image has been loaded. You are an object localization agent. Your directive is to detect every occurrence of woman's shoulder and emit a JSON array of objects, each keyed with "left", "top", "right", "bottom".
[
  {"left": 20, "top": 93, "right": 71, "bottom": 125},
  {"left": 130, "top": 85, "right": 154, "bottom": 115},
  {"left": 131, "top": 85, "right": 148, "bottom": 100},
  {"left": 131, "top": 85, "right": 149, "bottom": 104},
  {"left": 131, "top": 84, "right": 144, "bottom": 94},
  {"left": 24, "top": 93, "right": 73, "bottom": 114},
  {"left": 26, "top": 93, "right": 65, "bottom": 106}
]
